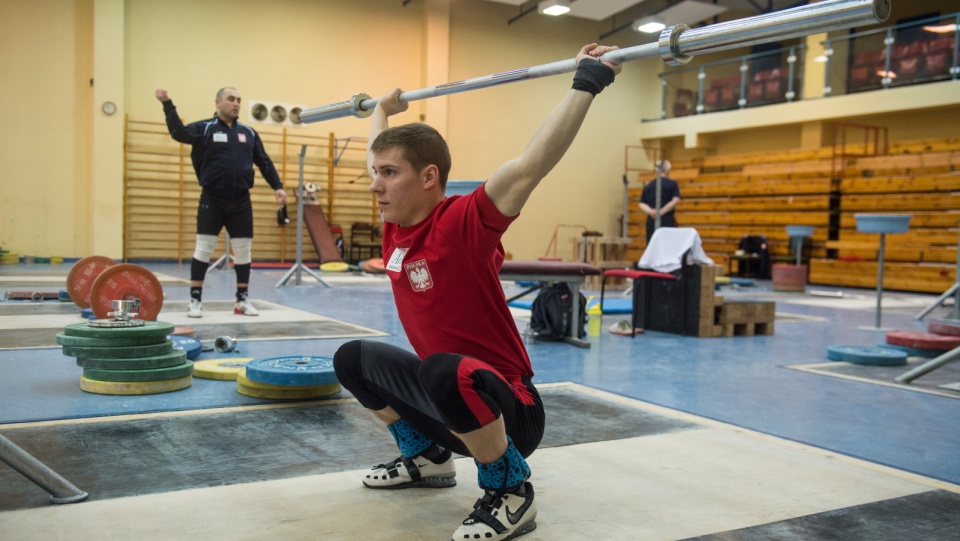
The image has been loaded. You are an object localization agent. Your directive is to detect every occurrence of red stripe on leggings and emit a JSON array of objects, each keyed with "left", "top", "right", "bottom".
[{"left": 456, "top": 357, "right": 504, "bottom": 427}]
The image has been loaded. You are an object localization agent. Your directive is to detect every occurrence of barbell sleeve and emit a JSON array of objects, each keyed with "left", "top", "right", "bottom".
[{"left": 300, "top": 0, "right": 889, "bottom": 124}]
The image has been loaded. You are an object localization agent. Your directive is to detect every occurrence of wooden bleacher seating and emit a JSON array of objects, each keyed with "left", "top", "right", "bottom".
[{"left": 626, "top": 137, "right": 960, "bottom": 293}]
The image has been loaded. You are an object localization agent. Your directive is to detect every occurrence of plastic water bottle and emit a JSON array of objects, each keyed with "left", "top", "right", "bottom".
[{"left": 587, "top": 302, "right": 602, "bottom": 337}]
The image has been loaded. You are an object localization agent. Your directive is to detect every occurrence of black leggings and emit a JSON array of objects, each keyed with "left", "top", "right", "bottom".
[{"left": 333, "top": 340, "right": 545, "bottom": 458}]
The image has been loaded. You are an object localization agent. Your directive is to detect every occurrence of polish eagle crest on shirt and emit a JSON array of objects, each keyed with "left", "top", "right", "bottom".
[{"left": 404, "top": 259, "right": 433, "bottom": 292}]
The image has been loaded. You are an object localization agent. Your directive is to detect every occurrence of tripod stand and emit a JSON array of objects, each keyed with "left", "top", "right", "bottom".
[{"left": 277, "top": 145, "right": 329, "bottom": 288}]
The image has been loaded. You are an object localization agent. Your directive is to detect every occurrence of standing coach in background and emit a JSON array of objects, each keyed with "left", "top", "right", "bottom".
[
  {"left": 639, "top": 159, "right": 681, "bottom": 243},
  {"left": 156, "top": 87, "right": 287, "bottom": 318}
]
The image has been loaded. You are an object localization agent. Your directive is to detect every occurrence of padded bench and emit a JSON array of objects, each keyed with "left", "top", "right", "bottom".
[{"left": 499, "top": 260, "right": 602, "bottom": 348}]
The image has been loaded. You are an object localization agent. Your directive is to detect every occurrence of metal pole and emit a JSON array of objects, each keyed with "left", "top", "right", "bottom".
[
  {"left": 895, "top": 345, "right": 960, "bottom": 384},
  {"left": 915, "top": 220, "right": 960, "bottom": 321},
  {"left": 875, "top": 232, "right": 886, "bottom": 328},
  {"left": 0, "top": 433, "right": 88, "bottom": 505},
  {"left": 300, "top": 0, "right": 889, "bottom": 124}
]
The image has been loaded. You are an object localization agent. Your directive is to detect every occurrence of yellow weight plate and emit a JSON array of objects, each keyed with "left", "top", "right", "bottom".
[
  {"left": 193, "top": 358, "right": 254, "bottom": 381},
  {"left": 320, "top": 261, "right": 349, "bottom": 272},
  {"left": 237, "top": 373, "right": 337, "bottom": 391},
  {"left": 79, "top": 375, "right": 192, "bottom": 395},
  {"left": 236, "top": 379, "right": 342, "bottom": 400}
]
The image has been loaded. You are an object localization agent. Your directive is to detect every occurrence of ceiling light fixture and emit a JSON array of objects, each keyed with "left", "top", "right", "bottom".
[
  {"left": 538, "top": 0, "right": 570, "bottom": 17},
  {"left": 635, "top": 16, "right": 666, "bottom": 33},
  {"left": 923, "top": 23, "right": 957, "bottom": 34}
]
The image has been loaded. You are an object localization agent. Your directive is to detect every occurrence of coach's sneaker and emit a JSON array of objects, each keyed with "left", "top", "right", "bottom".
[
  {"left": 187, "top": 299, "right": 202, "bottom": 318},
  {"left": 452, "top": 482, "right": 537, "bottom": 541},
  {"left": 234, "top": 300, "right": 259, "bottom": 316},
  {"left": 363, "top": 448, "right": 457, "bottom": 489}
]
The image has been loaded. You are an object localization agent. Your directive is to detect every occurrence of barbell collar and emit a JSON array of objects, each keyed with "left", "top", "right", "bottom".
[{"left": 659, "top": 24, "right": 692, "bottom": 67}]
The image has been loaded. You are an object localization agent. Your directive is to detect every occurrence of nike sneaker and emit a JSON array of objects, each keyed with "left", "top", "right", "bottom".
[
  {"left": 452, "top": 482, "right": 537, "bottom": 541},
  {"left": 363, "top": 449, "right": 456, "bottom": 489}
]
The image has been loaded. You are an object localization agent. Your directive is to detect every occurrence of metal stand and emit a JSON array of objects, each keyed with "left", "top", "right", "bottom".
[
  {"left": 0, "top": 433, "right": 88, "bottom": 505},
  {"left": 916, "top": 221, "right": 960, "bottom": 322},
  {"left": 855, "top": 214, "right": 911, "bottom": 332},
  {"left": 208, "top": 232, "right": 233, "bottom": 271},
  {"left": 277, "top": 145, "right": 329, "bottom": 288}
]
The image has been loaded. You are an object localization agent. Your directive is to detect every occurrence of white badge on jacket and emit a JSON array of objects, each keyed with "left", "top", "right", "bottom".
[{"left": 213, "top": 132, "right": 228, "bottom": 143}]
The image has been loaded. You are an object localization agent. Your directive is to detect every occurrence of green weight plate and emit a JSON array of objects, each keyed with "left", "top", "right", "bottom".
[
  {"left": 77, "top": 349, "right": 187, "bottom": 370},
  {"left": 83, "top": 360, "right": 194, "bottom": 382},
  {"left": 80, "top": 375, "right": 192, "bottom": 396},
  {"left": 62, "top": 340, "right": 174, "bottom": 360},
  {"left": 63, "top": 320, "right": 174, "bottom": 339},
  {"left": 56, "top": 331, "right": 167, "bottom": 348}
]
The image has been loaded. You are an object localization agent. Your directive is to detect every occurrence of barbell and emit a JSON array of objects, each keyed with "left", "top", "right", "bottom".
[{"left": 300, "top": 0, "right": 890, "bottom": 124}]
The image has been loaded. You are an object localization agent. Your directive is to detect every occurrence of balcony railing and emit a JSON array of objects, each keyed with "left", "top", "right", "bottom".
[
  {"left": 657, "top": 45, "right": 806, "bottom": 120},
  {"left": 654, "top": 11, "right": 959, "bottom": 120},
  {"left": 824, "top": 11, "right": 959, "bottom": 96}
]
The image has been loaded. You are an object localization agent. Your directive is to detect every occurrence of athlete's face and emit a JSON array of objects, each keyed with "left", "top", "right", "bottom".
[
  {"left": 370, "top": 147, "right": 440, "bottom": 227},
  {"left": 216, "top": 88, "right": 242, "bottom": 123}
]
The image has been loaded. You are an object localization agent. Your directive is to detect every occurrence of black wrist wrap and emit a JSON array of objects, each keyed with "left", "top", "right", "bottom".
[{"left": 572, "top": 59, "right": 616, "bottom": 96}]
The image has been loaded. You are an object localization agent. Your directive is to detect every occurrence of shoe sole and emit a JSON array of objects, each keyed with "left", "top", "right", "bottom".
[
  {"left": 450, "top": 515, "right": 536, "bottom": 541},
  {"left": 363, "top": 475, "right": 457, "bottom": 490},
  {"left": 187, "top": 314, "right": 202, "bottom": 318},
  {"left": 234, "top": 311, "right": 259, "bottom": 316}
]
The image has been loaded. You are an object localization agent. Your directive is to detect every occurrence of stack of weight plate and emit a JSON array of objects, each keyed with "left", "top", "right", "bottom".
[
  {"left": 58, "top": 321, "right": 195, "bottom": 395},
  {"left": 238, "top": 356, "right": 341, "bottom": 400}
]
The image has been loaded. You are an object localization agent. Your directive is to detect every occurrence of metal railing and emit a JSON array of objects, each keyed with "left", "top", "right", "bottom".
[
  {"left": 657, "top": 45, "right": 806, "bottom": 119},
  {"left": 823, "top": 11, "right": 959, "bottom": 96},
  {"left": 655, "top": 10, "right": 959, "bottom": 119}
]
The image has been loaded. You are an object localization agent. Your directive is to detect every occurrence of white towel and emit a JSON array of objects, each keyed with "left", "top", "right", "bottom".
[{"left": 637, "top": 228, "right": 714, "bottom": 273}]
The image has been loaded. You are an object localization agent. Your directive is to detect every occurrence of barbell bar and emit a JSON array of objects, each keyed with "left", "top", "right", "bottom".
[{"left": 300, "top": 0, "right": 890, "bottom": 124}]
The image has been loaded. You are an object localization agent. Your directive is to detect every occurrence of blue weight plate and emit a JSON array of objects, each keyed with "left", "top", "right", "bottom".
[
  {"left": 168, "top": 335, "right": 202, "bottom": 360},
  {"left": 876, "top": 342, "right": 942, "bottom": 359},
  {"left": 245, "top": 355, "right": 337, "bottom": 387},
  {"left": 80, "top": 308, "right": 95, "bottom": 319},
  {"left": 826, "top": 345, "right": 908, "bottom": 366}
]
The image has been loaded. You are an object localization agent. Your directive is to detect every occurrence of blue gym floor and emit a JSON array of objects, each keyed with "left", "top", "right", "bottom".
[{"left": 1, "top": 261, "right": 958, "bottom": 540}]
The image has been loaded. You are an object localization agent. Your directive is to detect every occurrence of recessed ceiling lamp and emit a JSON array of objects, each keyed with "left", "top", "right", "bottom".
[
  {"left": 538, "top": 0, "right": 570, "bottom": 16},
  {"left": 635, "top": 17, "right": 666, "bottom": 33}
]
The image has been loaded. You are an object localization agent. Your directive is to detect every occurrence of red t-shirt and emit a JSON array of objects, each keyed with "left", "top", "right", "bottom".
[{"left": 382, "top": 183, "right": 533, "bottom": 382}]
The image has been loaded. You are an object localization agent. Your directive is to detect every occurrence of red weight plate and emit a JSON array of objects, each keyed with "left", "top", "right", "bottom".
[
  {"left": 885, "top": 330, "right": 960, "bottom": 351},
  {"left": 928, "top": 320, "right": 960, "bottom": 338},
  {"left": 171, "top": 326, "right": 197, "bottom": 338},
  {"left": 66, "top": 256, "right": 117, "bottom": 308},
  {"left": 89, "top": 264, "right": 165, "bottom": 321},
  {"left": 361, "top": 257, "right": 386, "bottom": 274}
]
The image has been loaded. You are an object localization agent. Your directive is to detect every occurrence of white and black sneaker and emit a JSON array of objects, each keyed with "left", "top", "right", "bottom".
[
  {"left": 452, "top": 482, "right": 537, "bottom": 541},
  {"left": 363, "top": 449, "right": 456, "bottom": 489}
]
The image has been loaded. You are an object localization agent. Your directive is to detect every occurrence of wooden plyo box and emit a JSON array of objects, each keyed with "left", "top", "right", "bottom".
[{"left": 710, "top": 300, "right": 776, "bottom": 337}]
